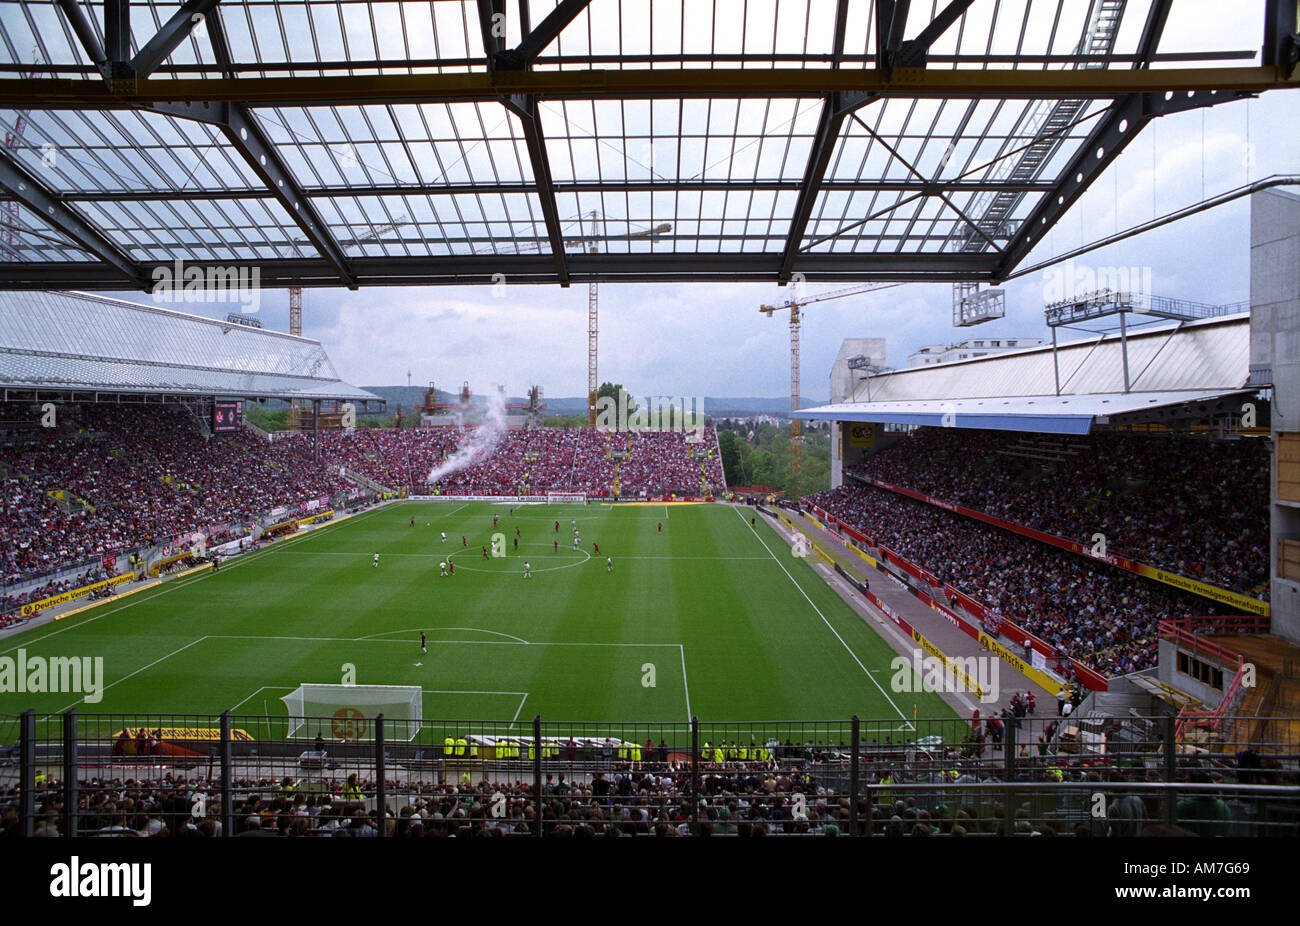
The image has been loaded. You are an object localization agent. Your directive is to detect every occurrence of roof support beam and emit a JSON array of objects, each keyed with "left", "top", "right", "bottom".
[
  {"left": 0, "top": 252, "right": 999, "bottom": 290},
  {"left": 54, "top": 0, "right": 109, "bottom": 82},
  {"left": 172, "top": 7, "right": 357, "bottom": 288},
  {"left": 993, "top": 0, "right": 1216, "bottom": 277},
  {"left": 104, "top": 0, "right": 134, "bottom": 89},
  {"left": 476, "top": 0, "right": 507, "bottom": 71},
  {"left": 66, "top": 177, "right": 1062, "bottom": 202},
  {"left": 501, "top": 0, "right": 593, "bottom": 69},
  {"left": 1263, "top": 0, "right": 1300, "bottom": 77},
  {"left": 6, "top": 67, "right": 1296, "bottom": 107},
  {"left": 217, "top": 108, "right": 357, "bottom": 288},
  {"left": 0, "top": 151, "right": 145, "bottom": 286},
  {"left": 131, "top": 0, "right": 224, "bottom": 78},
  {"left": 992, "top": 86, "right": 1246, "bottom": 278},
  {"left": 502, "top": 94, "right": 570, "bottom": 286},
  {"left": 782, "top": 0, "right": 969, "bottom": 283}
]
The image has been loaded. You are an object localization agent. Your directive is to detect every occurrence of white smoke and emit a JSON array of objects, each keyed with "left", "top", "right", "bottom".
[{"left": 426, "top": 389, "right": 507, "bottom": 485}]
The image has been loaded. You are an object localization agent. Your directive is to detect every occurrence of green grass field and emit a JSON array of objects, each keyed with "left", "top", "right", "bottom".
[{"left": 0, "top": 501, "right": 955, "bottom": 739}]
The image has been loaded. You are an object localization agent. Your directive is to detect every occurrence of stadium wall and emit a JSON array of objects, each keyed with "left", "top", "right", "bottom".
[{"left": 1254, "top": 188, "right": 1300, "bottom": 645}]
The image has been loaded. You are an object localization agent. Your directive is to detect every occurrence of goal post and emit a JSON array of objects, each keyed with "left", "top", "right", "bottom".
[
  {"left": 281, "top": 684, "right": 422, "bottom": 742},
  {"left": 545, "top": 492, "right": 588, "bottom": 505}
]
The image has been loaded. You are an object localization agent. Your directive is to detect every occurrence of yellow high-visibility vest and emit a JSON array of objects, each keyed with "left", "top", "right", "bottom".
[{"left": 456, "top": 737, "right": 468, "bottom": 757}]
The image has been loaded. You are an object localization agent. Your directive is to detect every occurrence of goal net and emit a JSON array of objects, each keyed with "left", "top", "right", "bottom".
[
  {"left": 281, "top": 684, "right": 422, "bottom": 742},
  {"left": 546, "top": 492, "right": 588, "bottom": 505}
]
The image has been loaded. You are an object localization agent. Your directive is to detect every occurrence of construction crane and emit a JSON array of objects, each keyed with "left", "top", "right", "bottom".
[
  {"left": 285, "top": 215, "right": 410, "bottom": 336},
  {"left": 284, "top": 216, "right": 408, "bottom": 431},
  {"left": 574, "top": 213, "right": 672, "bottom": 425},
  {"left": 477, "top": 214, "right": 671, "bottom": 426},
  {"left": 1, "top": 50, "right": 40, "bottom": 261},
  {"left": 760, "top": 282, "right": 903, "bottom": 492}
]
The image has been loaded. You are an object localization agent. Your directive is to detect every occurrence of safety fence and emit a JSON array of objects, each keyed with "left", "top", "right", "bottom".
[{"left": 1, "top": 712, "right": 1296, "bottom": 837}]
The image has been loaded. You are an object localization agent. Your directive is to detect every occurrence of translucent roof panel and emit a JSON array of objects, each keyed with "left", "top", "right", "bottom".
[
  {"left": 0, "top": 0, "right": 1285, "bottom": 286},
  {"left": 0, "top": 290, "right": 378, "bottom": 400}
]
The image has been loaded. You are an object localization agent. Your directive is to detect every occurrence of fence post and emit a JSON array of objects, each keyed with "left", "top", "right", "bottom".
[
  {"left": 220, "top": 711, "right": 233, "bottom": 838},
  {"left": 62, "top": 709, "right": 77, "bottom": 837},
  {"left": 375, "top": 713, "right": 386, "bottom": 838},
  {"left": 19, "top": 709, "right": 34, "bottom": 837},
  {"left": 533, "top": 715, "right": 543, "bottom": 837},
  {"left": 1004, "top": 716, "right": 1017, "bottom": 782},
  {"left": 849, "top": 715, "right": 860, "bottom": 836},
  {"left": 1163, "top": 714, "right": 1177, "bottom": 826},
  {"left": 690, "top": 716, "right": 700, "bottom": 836}
]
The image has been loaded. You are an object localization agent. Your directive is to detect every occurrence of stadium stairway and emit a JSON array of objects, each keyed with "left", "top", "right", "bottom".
[{"left": 1206, "top": 635, "right": 1300, "bottom": 755}]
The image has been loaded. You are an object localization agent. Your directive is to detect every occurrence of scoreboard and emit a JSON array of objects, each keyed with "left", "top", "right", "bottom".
[{"left": 213, "top": 401, "right": 243, "bottom": 432}]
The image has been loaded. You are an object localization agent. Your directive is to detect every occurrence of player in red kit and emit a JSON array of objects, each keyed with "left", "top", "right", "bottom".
[
  {"left": 554, "top": 539, "right": 558, "bottom": 553},
  {"left": 448, "top": 562, "right": 455, "bottom": 576},
  {"left": 493, "top": 515, "right": 498, "bottom": 527},
  {"left": 462, "top": 535, "right": 467, "bottom": 546},
  {"left": 593, "top": 543, "right": 599, "bottom": 555},
  {"left": 658, "top": 522, "right": 662, "bottom": 532},
  {"left": 482, "top": 546, "right": 489, "bottom": 559},
  {"left": 555, "top": 521, "right": 559, "bottom": 532},
  {"left": 410, "top": 516, "right": 415, "bottom": 527},
  {"left": 515, "top": 526, "right": 520, "bottom": 538}
]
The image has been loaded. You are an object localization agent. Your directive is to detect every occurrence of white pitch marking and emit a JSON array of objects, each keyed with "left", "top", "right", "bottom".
[
  {"left": 54, "top": 635, "right": 210, "bottom": 713},
  {"left": 357, "top": 627, "right": 530, "bottom": 644},
  {"left": 736, "top": 507, "right": 912, "bottom": 728}
]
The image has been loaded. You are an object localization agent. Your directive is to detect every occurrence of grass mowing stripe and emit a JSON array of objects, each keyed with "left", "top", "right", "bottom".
[
  {"left": 737, "top": 506, "right": 912, "bottom": 728},
  {"left": 54, "top": 635, "right": 210, "bottom": 713}
]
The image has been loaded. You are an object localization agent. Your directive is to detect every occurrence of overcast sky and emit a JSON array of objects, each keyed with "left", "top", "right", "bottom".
[{"left": 93, "top": 2, "right": 1299, "bottom": 400}]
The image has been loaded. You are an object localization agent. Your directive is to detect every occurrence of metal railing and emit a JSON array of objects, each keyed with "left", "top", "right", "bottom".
[{"left": 1, "top": 711, "right": 1296, "bottom": 838}]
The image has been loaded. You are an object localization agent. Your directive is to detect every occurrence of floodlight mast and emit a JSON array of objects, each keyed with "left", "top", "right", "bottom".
[{"left": 759, "top": 282, "right": 902, "bottom": 493}]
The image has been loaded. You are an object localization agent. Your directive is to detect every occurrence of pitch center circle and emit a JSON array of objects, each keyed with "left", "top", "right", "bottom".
[{"left": 446, "top": 547, "right": 591, "bottom": 573}]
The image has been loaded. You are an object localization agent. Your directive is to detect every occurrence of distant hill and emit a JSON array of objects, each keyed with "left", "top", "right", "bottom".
[{"left": 359, "top": 388, "right": 822, "bottom": 419}]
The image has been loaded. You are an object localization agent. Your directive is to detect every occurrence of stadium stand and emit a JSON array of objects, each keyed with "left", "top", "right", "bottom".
[
  {"left": 0, "top": 399, "right": 725, "bottom": 602},
  {"left": 843, "top": 427, "right": 1269, "bottom": 599},
  {"left": 804, "top": 481, "right": 1237, "bottom": 676}
]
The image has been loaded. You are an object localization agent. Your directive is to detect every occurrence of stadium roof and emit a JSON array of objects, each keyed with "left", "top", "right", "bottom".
[
  {"left": 796, "top": 311, "right": 1255, "bottom": 433},
  {"left": 0, "top": 289, "right": 382, "bottom": 403},
  {"left": 0, "top": 1, "right": 1295, "bottom": 288}
]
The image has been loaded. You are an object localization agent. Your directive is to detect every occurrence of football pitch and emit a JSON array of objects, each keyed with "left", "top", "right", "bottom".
[{"left": 0, "top": 501, "right": 955, "bottom": 738}]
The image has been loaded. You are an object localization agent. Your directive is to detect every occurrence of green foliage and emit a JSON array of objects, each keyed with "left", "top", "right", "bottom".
[
  {"left": 596, "top": 382, "right": 638, "bottom": 414},
  {"left": 544, "top": 414, "right": 588, "bottom": 428},
  {"left": 245, "top": 405, "right": 291, "bottom": 431},
  {"left": 715, "top": 419, "right": 830, "bottom": 498}
]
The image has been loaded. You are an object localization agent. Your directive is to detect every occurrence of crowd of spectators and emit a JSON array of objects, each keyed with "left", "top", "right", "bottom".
[
  {"left": 305, "top": 425, "right": 725, "bottom": 498},
  {"left": 1, "top": 403, "right": 348, "bottom": 588},
  {"left": 804, "top": 482, "right": 1235, "bottom": 675},
  {"left": 845, "top": 427, "right": 1268, "bottom": 598},
  {"left": 7, "top": 737, "right": 1287, "bottom": 837},
  {"left": 1, "top": 401, "right": 726, "bottom": 588}
]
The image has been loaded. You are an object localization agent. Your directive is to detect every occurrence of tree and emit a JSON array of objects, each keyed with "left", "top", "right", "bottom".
[
  {"left": 718, "top": 429, "right": 746, "bottom": 485},
  {"left": 596, "top": 382, "right": 638, "bottom": 414}
]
